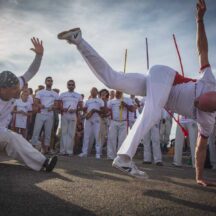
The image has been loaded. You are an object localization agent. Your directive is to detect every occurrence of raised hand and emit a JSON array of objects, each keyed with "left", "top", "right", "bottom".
[
  {"left": 30, "top": 37, "right": 44, "bottom": 55},
  {"left": 196, "top": 0, "right": 206, "bottom": 20}
]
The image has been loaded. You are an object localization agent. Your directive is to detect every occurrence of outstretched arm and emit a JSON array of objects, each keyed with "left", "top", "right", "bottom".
[
  {"left": 21, "top": 37, "right": 44, "bottom": 83},
  {"left": 196, "top": 0, "right": 209, "bottom": 69}
]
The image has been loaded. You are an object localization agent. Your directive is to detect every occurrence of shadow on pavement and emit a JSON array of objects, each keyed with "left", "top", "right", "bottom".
[
  {"left": 143, "top": 163, "right": 216, "bottom": 194},
  {"left": 143, "top": 189, "right": 216, "bottom": 214},
  {"left": 0, "top": 163, "right": 96, "bottom": 216},
  {"left": 56, "top": 156, "right": 130, "bottom": 182}
]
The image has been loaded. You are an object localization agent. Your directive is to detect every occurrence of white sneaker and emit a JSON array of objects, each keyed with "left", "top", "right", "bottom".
[
  {"left": 57, "top": 28, "right": 82, "bottom": 45},
  {"left": 112, "top": 157, "right": 149, "bottom": 180},
  {"left": 79, "top": 152, "right": 87, "bottom": 158},
  {"left": 96, "top": 154, "right": 101, "bottom": 159}
]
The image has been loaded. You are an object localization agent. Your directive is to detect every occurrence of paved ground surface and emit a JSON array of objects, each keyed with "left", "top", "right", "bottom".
[{"left": 0, "top": 152, "right": 216, "bottom": 216}]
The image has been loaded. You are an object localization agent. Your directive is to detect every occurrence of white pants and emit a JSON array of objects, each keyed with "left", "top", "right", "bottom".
[
  {"left": 82, "top": 117, "right": 101, "bottom": 155},
  {"left": 160, "top": 118, "right": 172, "bottom": 147},
  {"left": 99, "top": 117, "right": 110, "bottom": 148},
  {"left": 173, "top": 121, "right": 198, "bottom": 167},
  {"left": 143, "top": 124, "right": 162, "bottom": 163},
  {"left": 107, "top": 120, "right": 128, "bottom": 159},
  {"left": 60, "top": 116, "right": 77, "bottom": 155},
  {"left": 31, "top": 113, "right": 54, "bottom": 147},
  {"left": 129, "top": 120, "right": 136, "bottom": 129},
  {"left": 0, "top": 128, "right": 46, "bottom": 171},
  {"left": 208, "top": 124, "right": 216, "bottom": 167},
  {"left": 77, "top": 39, "right": 176, "bottom": 160}
]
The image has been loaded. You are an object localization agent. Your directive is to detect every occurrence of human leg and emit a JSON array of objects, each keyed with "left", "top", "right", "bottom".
[
  {"left": 151, "top": 124, "right": 162, "bottom": 164},
  {"left": 173, "top": 124, "right": 185, "bottom": 166},
  {"left": 0, "top": 129, "right": 46, "bottom": 171},
  {"left": 143, "top": 131, "right": 152, "bottom": 163},
  {"left": 31, "top": 113, "right": 45, "bottom": 147},
  {"left": 107, "top": 121, "right": 118, "bottom": 159}
]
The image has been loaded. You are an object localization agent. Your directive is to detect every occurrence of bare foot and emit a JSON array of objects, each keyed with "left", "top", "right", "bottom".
[{"left": 197, "top": 179, "right": 216, "bottom": 187}]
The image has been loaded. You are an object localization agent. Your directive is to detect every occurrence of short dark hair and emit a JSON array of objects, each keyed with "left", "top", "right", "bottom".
[
  {"left": 99, "top": 88, "right": 109, "bottom": 98},
  {"left": 45, "top": 76, "right": 52, "bottom": 81}
]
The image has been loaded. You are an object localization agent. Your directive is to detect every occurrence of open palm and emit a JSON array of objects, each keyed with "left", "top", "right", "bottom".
[{"left": 30, "top": 37, "right": 44, "bottom": 55}]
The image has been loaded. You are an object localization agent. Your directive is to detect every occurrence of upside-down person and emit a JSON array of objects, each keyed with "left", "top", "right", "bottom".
[{"left": 57, "top": 0, "right": 215, "bottom": 186}]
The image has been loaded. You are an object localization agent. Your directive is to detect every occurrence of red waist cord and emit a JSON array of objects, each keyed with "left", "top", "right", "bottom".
[{"left": 173, "top": 72, "right": 197, "bottom": 86}]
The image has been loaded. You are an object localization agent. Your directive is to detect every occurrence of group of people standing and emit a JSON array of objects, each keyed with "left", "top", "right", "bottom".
[
  {"left": 0, "top": 0, "right": 215, "bottom": 187},
  {"left": 10, "top": 79, "right": 216, "bottom": 173}
]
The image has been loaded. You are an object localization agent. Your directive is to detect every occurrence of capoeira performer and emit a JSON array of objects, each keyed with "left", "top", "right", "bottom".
[
  {"left": 58, "top": 80, "right": 82, "bottom": 156},
  {"left": 79, "top": 87, "right": 104, "bottom": 159},
  {"left": 107, "top": 90, "right": 133, "bottom": 159},
  {"left": 58, "top": 0, "right": 216, "bottom": 186},
  {"left": 173, "top": 116, "right": 198, "bottom": 168},
  {"left": 0, "top": 37, "right": 57, "bottom": 171},
  {"left": 31, "top": 76, "right": 59, "bottom": 154},
  {"left": 98, "top": 89, "right": 110, "bottom": 150}
]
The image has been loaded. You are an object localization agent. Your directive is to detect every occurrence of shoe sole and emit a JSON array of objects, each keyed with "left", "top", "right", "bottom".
[
  {"left": 46, "top": 155, "right": 58, "bottom": 172},
  {"left": 112, "top": 163, "right": 149, "bottom": 180},
  {"left": 57, "top": 28, "right": 81, "bottom": 39}
]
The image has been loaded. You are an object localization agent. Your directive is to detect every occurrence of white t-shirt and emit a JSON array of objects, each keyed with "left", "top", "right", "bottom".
[
  {"left": 27, "top": 95, "right": 33, "bottom": 105},
  {"left": 59, "top": 91, "right": 82, "bottom": 120},
  {"left": 0, "top": 77, "right": 24, "bottom": 129},
  {"left": 14, "top": 99, "right": 32, "bottom": 128},
  {"left": 108, "top": 97, "right": 132, "bottom": 121},
  {"left": 128, "top": 98, "right": 137, "bottom": 122},
  {"left": 85, "top": 98, "right": 104, "bottom": 119},
  {"left": 166, "top": 67, "right": 216, "bottom": 137},
  {"left": 35, "top": 89, "right": 59, "bottom": 115}
]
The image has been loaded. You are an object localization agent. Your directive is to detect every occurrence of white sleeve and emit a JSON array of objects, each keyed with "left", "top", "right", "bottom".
[{"left": 22, "top": 54, "right": 43, "bottom": 83}]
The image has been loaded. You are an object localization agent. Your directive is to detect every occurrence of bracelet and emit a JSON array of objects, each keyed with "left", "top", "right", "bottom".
[{"left": 197, "top": 19, "right": 203, "bottom": 23}]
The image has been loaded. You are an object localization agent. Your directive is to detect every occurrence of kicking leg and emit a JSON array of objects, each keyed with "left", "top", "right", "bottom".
[{"left": 58, "top": 28, "right": 147, "bottom": 96}]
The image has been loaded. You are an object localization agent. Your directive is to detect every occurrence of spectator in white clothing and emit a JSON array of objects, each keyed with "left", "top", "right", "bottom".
[
  {"left": 31, "top": 76, "right": 59, "bottom": 154},
  {"left": 59, "top": 80, "right": 82, "bottom": 156}
]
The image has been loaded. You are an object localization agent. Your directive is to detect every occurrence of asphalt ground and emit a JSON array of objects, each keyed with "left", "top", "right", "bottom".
[{"left": 0, "top": 152, "right": 216, "bottom": 216}]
